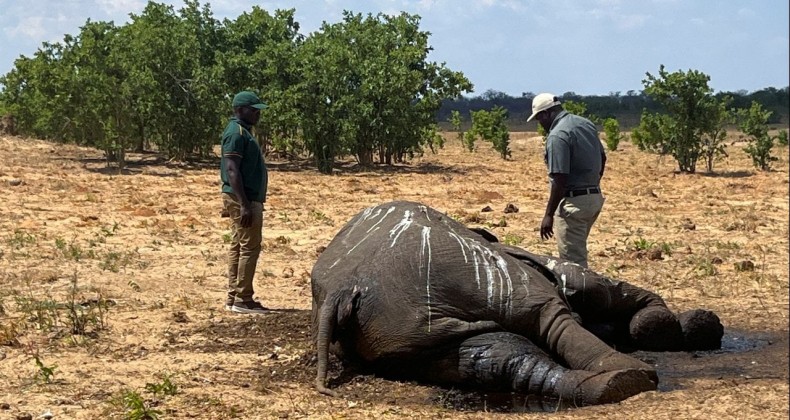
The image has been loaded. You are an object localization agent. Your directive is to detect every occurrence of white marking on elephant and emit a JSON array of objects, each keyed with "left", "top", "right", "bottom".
[
  {"left": 495, "top": 256, "right": 513, "bottom": 315},
  {"left": 519, "top": 268, "right": 531, "bottom": 296},
  {"left": 344, "top": 206, "right": 375, "bottom": 239},
  {"left": 420, "top": 226, "right": 433, "bottom": 332},
  {"left": 330, "top": 226, "right": 382, "bottom": 268},
  {"left": 445, "top": 232, "right": 514, "bottom": 313},
  {"left": 389, "top": 210, "right": 414, "bottom": 247},
  {"left": 419, "top": 205, "right": 430, "bottom": 221},
  {"left": 366, "top": 206, "right": 395, "bottom": 233},
  {"left": 560, "top": 274, "right": 568, "bottom": 296},
  {"left": 448, "top": 232, "right": 470, "bottom": 263},
  {"left": 546, "top": 258, "right": 558, "bottom": 271}
]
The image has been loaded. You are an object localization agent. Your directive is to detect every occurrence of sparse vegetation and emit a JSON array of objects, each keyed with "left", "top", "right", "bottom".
[
  {"left": 603, "top": 118, "right": 622, "bottom": 151},
  {"left": 0, "top": 127, "right": 786, "bottom": 418}
]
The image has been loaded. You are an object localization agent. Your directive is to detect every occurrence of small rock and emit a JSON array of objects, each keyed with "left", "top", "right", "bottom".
[
  {"left": 16, "top": 414, "right": 32, "bottom": 420},
  {"left": 681, "top": 219, "right": 696, "bottom": 230},
  {"left": 8, "top": 179, "right": 23, "bottom": 187},
  {"left": 734, "top": 260, "right": 755, "bottom": 272},
  {"left": 315, "top": 245, "right": 326, "bottom": 255},
  {"left": 282, "top": 267, "right": 294, "bottom": 278},
  {"left": 628, "top": 250, "right": 646, "bottom": 260},
  {"left": 711, "top": 256, "right": 724, "bottom": 264},
  {"left": 172, "top": 311, "right": 190, "bottom": 323},
  {"left": 646, "top": 248, "right": 663, "bottom": 261},
  {"left": 0, "top": 402, "right": 9, "bottom": 409},
  {"left": 503, "top": 203, "right": 519, "bottom": 214},
  {"left": 480, "top": 206, "right": 493, "bottom": 212},
  {"left": 38, "top": 411, "right": 53, "bottom": 419}
]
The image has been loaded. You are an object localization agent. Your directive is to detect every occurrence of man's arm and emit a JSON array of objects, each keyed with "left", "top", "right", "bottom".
[
  {"left": 225, "top": 156, "right": 253, "bottom": 228},
  {"left": 541, "top": 173, "right": 568, "bottom": 240}
]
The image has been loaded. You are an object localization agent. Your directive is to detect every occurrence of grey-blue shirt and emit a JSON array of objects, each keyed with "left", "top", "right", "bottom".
[{"left": 544, "top": 111, "right": 605, "bottom": 190}]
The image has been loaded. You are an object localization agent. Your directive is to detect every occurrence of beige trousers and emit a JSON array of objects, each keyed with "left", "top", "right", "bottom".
[
  {"left": 222, "top": 193, "right": 263, "bottom": 304},
  {"left": 555, "top": 193, "right": 605, "bottom": 268}
]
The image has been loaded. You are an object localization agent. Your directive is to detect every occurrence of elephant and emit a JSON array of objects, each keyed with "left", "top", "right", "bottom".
[
  {"left": 311, "top": 201, "right": 723, "bottom": 407},
  {"left": 468, "top": 227, "right": 723, "bottom": 352}
]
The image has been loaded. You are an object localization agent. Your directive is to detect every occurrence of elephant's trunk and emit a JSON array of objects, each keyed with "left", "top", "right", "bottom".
[{"left": 315, "top": 299, "right": 339, "bottom": 397}]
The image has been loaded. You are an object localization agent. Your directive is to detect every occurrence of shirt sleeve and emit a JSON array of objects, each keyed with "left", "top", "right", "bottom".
[
  {"left": 545, "top": 134, "right": 571, "bottom": 174},
  {"left": 221, "top": 124, "right": 245, "bottom": 159}
]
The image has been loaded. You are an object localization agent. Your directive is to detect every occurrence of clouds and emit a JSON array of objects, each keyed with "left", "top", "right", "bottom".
[
  {"left": 0, "top": 0, "right": 787, "bottom": 96},
  {"left": 5, "top": 16, "right": 47, "bottom": 39}
]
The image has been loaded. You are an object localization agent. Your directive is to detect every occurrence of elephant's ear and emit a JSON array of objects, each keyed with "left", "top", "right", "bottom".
[
  {"left": 336, "top": 286, "right": 361, "bottom": 327},
  {"left": 469, "top": 227, "right": 499, "bottom": 243}
]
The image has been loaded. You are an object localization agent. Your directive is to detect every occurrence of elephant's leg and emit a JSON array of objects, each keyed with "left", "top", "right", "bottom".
[
  {"left": 418, "top": 332, "right": 656, "bottom": 407},
  {"left": 543, "top": 260, "right": 685, "bottom": 351},
  {"left": 541, "top": 306, "right": 658, "bottom": 384},
  {"left": 677, "top": 309, "right": 724, "bottom": 350},
  {"left": 629, "top": 306, "right": 683, "bottom": 351}
]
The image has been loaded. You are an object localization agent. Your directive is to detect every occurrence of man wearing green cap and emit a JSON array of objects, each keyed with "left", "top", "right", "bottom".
[{"left": 220, "top": 91, "right": 270, "bottom": 314}]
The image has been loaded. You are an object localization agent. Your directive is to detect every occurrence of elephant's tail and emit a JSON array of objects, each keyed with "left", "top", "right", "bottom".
[{"left": 315, "top": 286, "right": 361, "bottom": 397}]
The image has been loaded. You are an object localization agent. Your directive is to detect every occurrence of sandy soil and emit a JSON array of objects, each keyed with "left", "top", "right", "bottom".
[{"left": 0, "top": 132, "right": 787, "bottom": 420}]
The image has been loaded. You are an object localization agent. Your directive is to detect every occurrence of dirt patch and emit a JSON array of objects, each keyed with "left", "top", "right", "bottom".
[{"left": 0, "top": 134, "right": 788, "bottom": 419}]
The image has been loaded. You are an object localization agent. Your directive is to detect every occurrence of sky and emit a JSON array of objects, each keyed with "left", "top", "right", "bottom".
[{"left": 1, "top": 0, "right": 788, "bottom": 97}]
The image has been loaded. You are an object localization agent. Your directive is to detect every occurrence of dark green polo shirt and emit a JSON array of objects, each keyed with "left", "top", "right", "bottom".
[{"left": 220, "top": 117, "right": 267, "bottom": 203}]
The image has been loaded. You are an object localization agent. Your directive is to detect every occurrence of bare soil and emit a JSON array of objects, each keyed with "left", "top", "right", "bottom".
[{"left": 0, "top": 133, "right": 788, "bottom": 419}]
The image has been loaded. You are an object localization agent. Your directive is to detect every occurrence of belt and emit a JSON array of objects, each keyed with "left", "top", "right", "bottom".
[{"left": 565, "top": 187, "right": 600, "bottom": 197}]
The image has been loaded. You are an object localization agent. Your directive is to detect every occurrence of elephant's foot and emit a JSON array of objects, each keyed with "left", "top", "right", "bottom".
[
  {"left": 586, "top": 350, "right": 658, "bottom": 384},
  {"left": 557, "top": 369, "right": 657, "bottom": 406},
  {"left": 629, "top": 306, "right": 683, "bottom": 351},
  {"left": 677, "top": 309, "right": 723, "bottom": 350}
]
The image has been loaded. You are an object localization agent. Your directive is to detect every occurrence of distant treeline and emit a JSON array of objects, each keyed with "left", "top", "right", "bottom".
[{"left": 438, "top": 87, "right": 790, "bottom": 130}]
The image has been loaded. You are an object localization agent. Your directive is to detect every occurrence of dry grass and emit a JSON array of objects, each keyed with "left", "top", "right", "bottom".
[{"left": 0, "top": 132, "right": 787, "bottom": 419}]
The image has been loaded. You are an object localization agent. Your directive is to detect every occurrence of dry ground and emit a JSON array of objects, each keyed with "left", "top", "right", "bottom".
[{"left": 0, "top": 132, "right": 788, "bottom": 420}]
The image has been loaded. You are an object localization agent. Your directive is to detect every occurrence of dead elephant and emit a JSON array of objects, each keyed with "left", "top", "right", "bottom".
[{"left": 311, "top": 201, "right": 723, "bottom": 407}]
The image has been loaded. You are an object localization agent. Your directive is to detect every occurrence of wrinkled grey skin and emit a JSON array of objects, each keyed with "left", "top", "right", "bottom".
[
  {"left": 471, "top": 228, "right": 723, "bottom": 352},
  {"left": 311, "top": 201, "right": 718, "bottom": 406}
]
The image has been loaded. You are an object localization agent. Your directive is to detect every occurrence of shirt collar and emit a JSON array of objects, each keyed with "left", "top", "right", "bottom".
[
  {"left": 549, "top": 110, "right": 569, "bottom": 131},
  {"left": 232, "top": 116, "right": 252, "bottom": 131}
]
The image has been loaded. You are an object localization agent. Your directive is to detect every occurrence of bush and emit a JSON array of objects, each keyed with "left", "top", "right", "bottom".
[
  {"left": 738, "top": 101, "right": 777, "bottom": 170},
  {"left": 603, "top": 118, "right": 621, "bottom": 151}
]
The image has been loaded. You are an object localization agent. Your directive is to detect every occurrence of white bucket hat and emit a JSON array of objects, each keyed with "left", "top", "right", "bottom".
[{"left": 527, "top": 93, "right": 561, "bottom": 122}]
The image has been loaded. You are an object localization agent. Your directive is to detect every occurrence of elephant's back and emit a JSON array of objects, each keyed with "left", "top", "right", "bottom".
[{"left": 311, "top": 201, "right": 558, "bottom": 361}]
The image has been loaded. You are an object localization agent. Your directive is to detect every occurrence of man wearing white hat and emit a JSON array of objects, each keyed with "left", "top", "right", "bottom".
[{"left": 527, "top": 93, "right": 606, "bottom": 268}]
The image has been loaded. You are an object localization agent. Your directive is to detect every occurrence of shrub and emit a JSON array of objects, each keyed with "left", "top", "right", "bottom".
[
  {"left": 738, "top": 101, "right": 778, "bottom": 170},
  {"left": 603, "top": 118, "right": 621, "bottom": 151}
]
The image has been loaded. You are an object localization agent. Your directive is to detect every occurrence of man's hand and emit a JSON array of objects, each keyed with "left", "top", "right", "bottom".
[
  {"left": 540, "top": 215, "right": 554, "bottom": 240},
  {"left": 239, "top": 204, "right": 253, "bottom": 228}
]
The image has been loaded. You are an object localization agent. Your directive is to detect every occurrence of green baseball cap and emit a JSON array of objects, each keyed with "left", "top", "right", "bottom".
[{"left": 232, "top": 91, "right": 268, "bottom": 109}]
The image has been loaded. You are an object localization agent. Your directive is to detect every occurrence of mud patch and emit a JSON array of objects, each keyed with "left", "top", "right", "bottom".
[{"left": 639, "top": 329, "right": 789, "bottom": 392}]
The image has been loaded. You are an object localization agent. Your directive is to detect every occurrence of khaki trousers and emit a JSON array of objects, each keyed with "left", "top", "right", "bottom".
[
  {"left": 555, "top": 193, "right": 604, "bottom": 268},
  {"left": 222, "top": 193, "right": 263, "bottom": 304}
]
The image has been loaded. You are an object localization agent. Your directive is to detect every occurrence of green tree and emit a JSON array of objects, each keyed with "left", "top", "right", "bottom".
[
  {"left": 738, "top": 101, "right": 778, "bottom": 170},
  {"left": 466, "top": 107, "right": 510, "bottom": 159},
  {"left": 699, "top": 96, "right": 734, "bottom": 173},
  {"left": 449, "top": 110, "right": 464, "bottom": 143},
  {"left": 297, "top": 11, "right": 471, "bottom": 173},
  {"left": 637, "top": 65, "right": 722, "bottom": 173},
  {"left": 220, "top": 7, "right": 303, "bottom": 155},
  {"left": 602, "top": 118, "right": 621, "bottom": 151}
]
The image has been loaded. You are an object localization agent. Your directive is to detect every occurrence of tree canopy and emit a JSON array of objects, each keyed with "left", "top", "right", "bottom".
[{"left": 0, "top": 1, "right": 471, "bottom": 172}]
